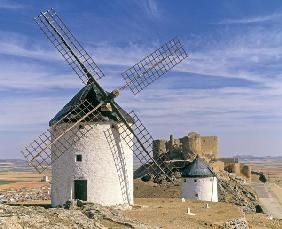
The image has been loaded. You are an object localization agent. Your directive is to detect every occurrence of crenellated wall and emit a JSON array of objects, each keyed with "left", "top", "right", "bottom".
[{"left": 153, "top": 132, "right": 219, "bottom": 161}]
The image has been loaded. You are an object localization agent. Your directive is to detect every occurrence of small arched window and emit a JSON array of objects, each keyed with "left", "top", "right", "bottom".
[{"left": 76, "top": 154, "right": 82, "bottom": 162}]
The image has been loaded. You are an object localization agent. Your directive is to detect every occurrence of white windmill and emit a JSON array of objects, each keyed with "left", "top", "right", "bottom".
[
  {"left": 181, "top": 155, "right": 218, "bottom": 202},
  {"left": 22, "top": 8, "right": 188, "bottom": 207}
]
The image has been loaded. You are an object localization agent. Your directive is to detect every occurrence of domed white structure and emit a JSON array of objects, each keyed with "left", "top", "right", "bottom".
[
  {"left": 50, "top": 84, "right": 134, "bottom": 207},
  {"left": 181, "top": 156, "right": 218, "bottom": 202}
]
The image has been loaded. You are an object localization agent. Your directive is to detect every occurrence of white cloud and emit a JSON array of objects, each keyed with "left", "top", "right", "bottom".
[
  {"left": 2, "top": 28, "right": 275, "bottom": 89},
  {"left": 133, "top": 0, "right": 161, "bottom": 19},
  {"left": 0, "top": 32, "right": 61, "bottom": 61},
  {"left": 0, "top": 0, "right": 25, "bottom": 10},
  {"left": 2, "top": 24, "right": 282, "bottom": 156},
  {"left": 0, "top": 96, "right": 66, "bottom": 131},
  {"left": 174, "top": 29, "right": 282, "bottom": 88},
  {"left": 92, "top": 42, "right": 151, "bottom": 67},
  {"left": 0, "top": 32, "right": 155, "bottom": 90},
  {"left": 217, "top": 12, "right": 282, "bottom": 24},
  {"left": 0, "top": 59, "right": 81, "bottom": 90},
  {"left": 146, "top": 0, "right": 160, "bottom": 18}
]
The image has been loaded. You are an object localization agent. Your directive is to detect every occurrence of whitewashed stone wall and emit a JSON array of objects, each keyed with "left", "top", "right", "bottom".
[
  {"left": 181, "top": 177, "right": 218, "bottom": 202},
  {"left": 51, "top": 121, "right": 133, "bottom": 207}
]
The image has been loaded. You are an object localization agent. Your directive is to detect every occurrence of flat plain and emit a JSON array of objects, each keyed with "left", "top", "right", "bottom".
[
  {"left": 0, "top": 159, "right": 282, "bottom": 228},
  {"left": 242, "top": 157, "right": 282, "bottom": 187}
]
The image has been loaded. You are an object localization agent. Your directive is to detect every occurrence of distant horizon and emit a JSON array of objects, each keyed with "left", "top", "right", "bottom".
[
  {"left": 2, "top": 153, "right": 282, "bottom": 160},
  {"left": 1, "top": 0, "right": 282, "bottom": 158}
]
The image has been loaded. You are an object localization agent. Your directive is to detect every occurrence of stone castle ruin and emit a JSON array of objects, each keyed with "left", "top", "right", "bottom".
[
  {"left": 153, "top": 132, "right": 218, "bottom": 161},
  {"left": 151, "top": 131, "right": 252, "bottom": 181}
]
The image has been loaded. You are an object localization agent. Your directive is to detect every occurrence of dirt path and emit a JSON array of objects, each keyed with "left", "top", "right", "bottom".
[
  {"left": 251, "top": 182, "right": 282, "bottom": 219},
  {"left": 269, "top": 183, "right": 282, "bottom": 206}
]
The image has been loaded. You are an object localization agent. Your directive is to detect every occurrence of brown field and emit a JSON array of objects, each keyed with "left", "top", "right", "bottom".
[
  {"left": 1, "top": 160, "right": 282, "bottom": 228},
  {"left": 269, "top": 183, "right": 282, "bottom": 206},
  {"left": 124, "top": 198, "right": 282, "bottom": 229},
  {"left": 124, "top": 198, "right": 243, "bottom": 228},
  {"left": 243, "top": 158, "right": 282, "bottom": 186},
  {"left": 0, "top": 171, "right": 51, "bottom": 190}
]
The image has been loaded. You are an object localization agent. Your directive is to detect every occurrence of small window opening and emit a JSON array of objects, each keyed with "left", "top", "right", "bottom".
[
  {"left": 111, "top": 124, "right": 118, "bottom": 130},
  {"left": 195, "top": 193, "right": 198, "bottom": 197},
  {"left": 194, "top": 179, "right": 197, "bottom": 182},
  {"left": 184, "top": 179, "right": 186, "bottom": 182},
  {"left": 76, "top": 154, "right": 82, "bottom": 162}
]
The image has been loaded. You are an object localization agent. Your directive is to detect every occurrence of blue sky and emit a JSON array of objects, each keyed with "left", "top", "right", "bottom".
[{"left": 1, "top": 0, "right": 282, "bottom": 158}]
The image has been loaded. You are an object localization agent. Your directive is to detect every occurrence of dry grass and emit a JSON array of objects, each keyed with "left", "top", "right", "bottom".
[
  {"left": 269, "top": 183, "right": 282, "bottom": 206},
  {"left": 245, "top": 159, "right": 282, "bottom": 186},
  {"left": 246, "top": 213, "right": 282, "bottom": 229},
  {"left": 124, "top": 198, "right": 243, "bottom": 229},
  {"left": 0, "top": 171, "right": 50, "bottom": 190}
]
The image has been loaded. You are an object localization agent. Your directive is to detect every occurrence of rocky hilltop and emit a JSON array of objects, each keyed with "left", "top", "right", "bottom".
[
  {"left": 0, "top": 201, "right": 149, "bottom": 229},
  {"left": 0, "top": 199, "right": 281, "bottom": 229}
]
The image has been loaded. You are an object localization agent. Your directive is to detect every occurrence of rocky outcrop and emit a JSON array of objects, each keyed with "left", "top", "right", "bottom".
[
  {"left": 76, "top": 200, "right": 150, "bottom": 228},
  {"left": 223, "top": 218, "right": 249, "bottom": 229},
  {"left": 0, "top": 203, "right": 98, "bottom": 229},
  {"left": 0, "top": 201, "right": 151, "bottom": 229},
  {"left": 0, "top": 186, "right": 50, "bottom": 203},
  {"left": 217, "top": 171, "right": 262, "bottom": 213}
]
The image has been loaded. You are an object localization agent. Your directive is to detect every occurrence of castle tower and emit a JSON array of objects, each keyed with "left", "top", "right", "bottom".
[
  {"left": 50, "top": 84, "right": 134, "bottom": 207},
  {"left": 152, "top": 139, "right": 167, "bottom": 160},
  {"left": 181, "top": 155, "right": 218, "bottom": 202},
  {"left": 187, "top": 132, "right": 202, "bottom": 155}
]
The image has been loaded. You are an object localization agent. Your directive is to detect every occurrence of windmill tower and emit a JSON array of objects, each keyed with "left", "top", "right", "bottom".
[
  {"left": 22, "top": 8, "right": 188, "bottom": 207},
  {"left": 49, "top": 84, "right": 135, "bottom": 206}
]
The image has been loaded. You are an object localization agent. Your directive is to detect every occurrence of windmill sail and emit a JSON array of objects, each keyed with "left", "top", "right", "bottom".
[
  {"left": 21, "top": 100, "right": 104, "bottom": 173},
  {"left": 105, "top": 108, "right": 174, "bottom": 182},
  {"left": 120, "top": 37, "right": 188, "bottom": 95},
  {"left": 34, "top": 8, "right": 105, "bottom": 84}
]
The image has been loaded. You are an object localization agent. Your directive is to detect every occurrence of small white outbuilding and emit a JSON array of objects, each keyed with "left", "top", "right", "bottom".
[{"left": 181, "top": 155, "right": 218, "bottom": 202}]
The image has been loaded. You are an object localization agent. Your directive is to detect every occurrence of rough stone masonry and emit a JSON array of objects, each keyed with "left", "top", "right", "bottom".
[{"left": 153, "top": 132, "right": 218, "bottom": 161}]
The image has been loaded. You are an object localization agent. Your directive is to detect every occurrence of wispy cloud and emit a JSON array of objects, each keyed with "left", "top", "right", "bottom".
[
  {"left": 134, "top": 0, "right": 161, "bottom": 19},
  {"left": 2, "top": 23, "right": 282, "bottom": 156},
  {"left": 175, "top": 28, "right": 282, "bottom": 87},
  {"left": 217, "top": 12, "right": 282, "bottom": 24},
  {"left": 0, "top": 0, "right": 25, "bottom": 10},
  {"left": 0, "top": 32, "right": 60, "bottom": 61},
  {"left": 146, "top": 0, "right": 160, "bottom": 18}
]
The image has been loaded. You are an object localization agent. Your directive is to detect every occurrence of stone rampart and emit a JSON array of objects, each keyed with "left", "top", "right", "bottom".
[{"left": 153, "top": 132, "right": 218, "bottom": 161}]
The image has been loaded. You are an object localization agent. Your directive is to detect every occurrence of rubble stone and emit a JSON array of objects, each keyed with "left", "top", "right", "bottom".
[
  {"left": 0, "top": 186, "right": 50, "bottom": 203},
  {"left": 0, "top": 202, "right": 151, "bottom": 229},
  {"left": 223, "top": 218, "right": 249, "bottom": 229},
  {"left": 217, "top": 171, "right": 262, "bottom": 213}
]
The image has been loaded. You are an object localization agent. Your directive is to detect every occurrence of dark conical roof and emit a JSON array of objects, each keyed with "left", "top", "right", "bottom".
[
  {"left": 181, "top": 155, "right": 215, "bottom": 178},
  {"left": 49, "top": 83, "right": 133, "bottom": 126}
]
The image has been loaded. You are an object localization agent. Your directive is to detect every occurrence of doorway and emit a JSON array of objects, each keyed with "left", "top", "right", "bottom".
[{"left": 74, "top": 180, "right": 87, "bottom": 201}]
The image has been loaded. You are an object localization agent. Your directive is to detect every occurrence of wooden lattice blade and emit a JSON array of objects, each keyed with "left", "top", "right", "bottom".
[
  {"left": 120, "top": 37, "right": 188, "bottom": 95},
  {"left": 105, "top": 107, "right": 174, "bottom": 183},
  {"left": 34, "top": 8, "right": 105, "bottom": 84},
  {"left": 21, "top": 100, "right": 104, "bottom": 173}
]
